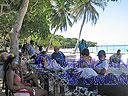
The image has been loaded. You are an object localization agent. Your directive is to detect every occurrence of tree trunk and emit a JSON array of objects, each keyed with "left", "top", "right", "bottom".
[
  {"left": 74, "top": 8, "right": 87, "bottom": 54},
  {"left": 46, "top": 27, "right": 58, "bottom": 52},
  {"left": 9, "top": 0, "right": 29, "bottom": 62}
]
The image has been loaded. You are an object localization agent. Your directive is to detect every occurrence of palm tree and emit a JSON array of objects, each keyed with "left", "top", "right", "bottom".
[
  {"left": 72, "top": 0, "right": 107, "bottom": 53},
  {"left": 46, "top": 0, "right": 73, "bottom": 52}
]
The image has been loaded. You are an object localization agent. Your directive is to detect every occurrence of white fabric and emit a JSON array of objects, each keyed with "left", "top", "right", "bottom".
[
  {"left": 45, "top": 60, "right": 64, "bottom": 70},
  {"left": 14, "top": 93, "right": 30, "bottom": 96},
  {"left": 108, "top": 65, "right": 128, "bottom": 77},
  {"left": 95, "top": 60, "right": 109, "bottom": 70},
  {"left": 77, "top": 68, "right": 98, "bottom": 79},
  {"left": 14, "top": 89, "right": 30, "bottom": 96}
]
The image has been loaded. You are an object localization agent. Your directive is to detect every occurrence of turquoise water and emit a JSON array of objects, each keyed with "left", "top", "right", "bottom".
[{"left": 89, "top": 45, "right": 128, "bottom": 54}]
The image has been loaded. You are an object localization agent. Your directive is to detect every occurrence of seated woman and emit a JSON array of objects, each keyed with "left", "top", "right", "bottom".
[
  {"left": 20, "top": 56, "right": 39, "bottom": 87},
  {"left": 109, "top": 49, "right": 125, "bottom": 67},
  {"left": 77, "top": 48, "right": 95, "bottom": 68},
  {"left": 94, "top": 50, "right": 109, "bottom": 75},
  {"left": 5, "top": 54, "right": 48, "bottom": 96}
]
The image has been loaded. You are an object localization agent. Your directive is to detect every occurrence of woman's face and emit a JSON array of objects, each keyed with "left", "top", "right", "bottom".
[{"left": 98, "top": 54, "right": 106, "bottom": 60}]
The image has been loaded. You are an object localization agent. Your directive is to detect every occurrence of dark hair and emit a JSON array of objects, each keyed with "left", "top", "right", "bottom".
[
  {"left": 117, "top": 49, "right": 121, "bottom": 52},
  {"left": 19, "top": 45, "right": 22, "bottom": 49},
  {"left": 4, "top": 55, "right": 15, "bottom": 70},
  {"left": 40, "top": 51, "right": 46, "bottom": 55},
  {"left": 81, "top": 48, "right": 89, "bottom": 56},
  {"left": 0, "top": 50, "right": 8, "bottom": 53},
  {"left": 39, "top": 46, "right": 42, "bottom": 52},
  {"left": 30, "top": 54, "right": 36, "bottom": 59},
  {"left": 30, "top": 40, "right": 34, "bottom": 44},
  {"left": 81, "top": 39, "right": 84, "bottom": 43}
]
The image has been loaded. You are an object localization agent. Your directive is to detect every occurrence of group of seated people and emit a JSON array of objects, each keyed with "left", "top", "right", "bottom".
[
  {"left": 0, "top": 51, "right": 48, "bottom": 96},
  {"left": 0, "top": 45, "right": 126, "bottom": 96},
  {"left": 29, "top": 45, "right": 124, "bottom": 77}
]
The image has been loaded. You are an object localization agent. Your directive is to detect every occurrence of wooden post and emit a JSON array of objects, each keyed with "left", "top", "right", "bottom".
[
  {"left": 60, "top": 82, "right": 65, "bottom": 96},
  {"left": 54, "top": 79, "right": 59, "bottom": 96}
]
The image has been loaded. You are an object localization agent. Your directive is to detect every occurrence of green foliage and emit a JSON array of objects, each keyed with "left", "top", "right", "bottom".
[
  {"left": 0, "top": 12, "right": 17, "bottom": 36},
  {"left": 19, "top": 0, "right": 50, "bottom": 39},
  {"left": 0, "top": 0, "right": 22, "bottom": 11},
  {"left": 47, "top": 0, "right": 73, "bottom": 32},
  {"left": 49, "top": 35, "right": 97, "bottom": 48},
  {"left": 0, "top": 0, "right": 117, "bottom": 49},
  {"left": 20, "top": 13, "right": 50, "bottom": 39},
  {"left": 86, "top": 41, "right": 97, "bottom": 47},
  {"left": 0, "top": 0, "right": 50, "bottom": 41},
  {"left": 71, "top": 0, "right": 107, "bottom": 25},
  {"left": 79, "top": 39, "right": 97, "bottom": 47}
]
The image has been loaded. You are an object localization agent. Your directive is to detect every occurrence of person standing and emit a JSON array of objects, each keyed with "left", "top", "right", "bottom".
[{"left": 78, "top": 39, "right": 88, "bottom": 56}]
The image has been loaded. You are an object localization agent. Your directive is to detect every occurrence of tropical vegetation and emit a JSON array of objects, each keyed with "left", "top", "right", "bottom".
[{"left": 0, "top": 0, "right": 118, "bottom": 61}]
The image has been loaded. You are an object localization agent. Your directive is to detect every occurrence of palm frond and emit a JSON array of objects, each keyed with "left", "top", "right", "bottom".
[
  {"left": 91, "top": 0, "right": 107, "bottom": 10},
  {"left": 66, "top": 15, "right": 73, "bottom": 27}
]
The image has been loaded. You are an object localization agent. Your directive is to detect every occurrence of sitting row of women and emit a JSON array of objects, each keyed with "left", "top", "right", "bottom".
[{"left": 1, "top": 52, "right": 48, "bottom": 96}]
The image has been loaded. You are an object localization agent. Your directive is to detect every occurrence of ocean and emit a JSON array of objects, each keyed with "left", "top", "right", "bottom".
[
  {"left": 89, "top": 45, "right": 128, "bottom": 54},
  {"left": 56, "top": 45, "right": 128, "bottom": 54}
]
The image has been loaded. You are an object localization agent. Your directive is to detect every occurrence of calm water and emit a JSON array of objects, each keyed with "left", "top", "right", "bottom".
[
  {"left": 58, "top": 45, "right": 128, "bottom": 54},
  {"left": 89, "top": 45, "right": 128, "bottom": 54}
]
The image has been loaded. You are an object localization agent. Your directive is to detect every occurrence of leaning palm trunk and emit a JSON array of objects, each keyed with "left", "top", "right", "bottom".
[
  {"left": 46, "top": 27, "right": 58, "bottom": 52},
  {"left": 9, "top": 0, "right": 29, "bottom": 62},
  {"left": 74, "top": 7, "right": 87, "bottom": 54}
]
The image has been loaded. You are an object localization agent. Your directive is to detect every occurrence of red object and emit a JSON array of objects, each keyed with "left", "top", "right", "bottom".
[
  {"left": 24, "top": 83, "right": 32, "bottom": 86},
  {"left": 16, "top": 89, "right": 33, "bottom": 96}
]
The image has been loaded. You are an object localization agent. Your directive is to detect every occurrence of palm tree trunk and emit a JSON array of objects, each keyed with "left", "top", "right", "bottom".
[
  {"left": 46, "top": 27, "right": 58, "bottom": 52},
  {"left": 74, "top": 7, "right": 87, "bottom": 54},
  {"left": 9, "top": 0, "right": 29, "bottom": 62}
]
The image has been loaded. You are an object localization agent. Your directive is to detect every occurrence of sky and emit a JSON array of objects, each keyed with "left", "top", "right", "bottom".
[{"left": 51, "top": 0, "right": 128, "bottom": 45}]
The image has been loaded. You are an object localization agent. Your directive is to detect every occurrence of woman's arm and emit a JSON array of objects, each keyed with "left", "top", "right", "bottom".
[
  {"left": 95, "top": 68, "right": 107, "bottom": 75},
  {"left": 7, "top": 70, "right": 31, "bottom": 91}
]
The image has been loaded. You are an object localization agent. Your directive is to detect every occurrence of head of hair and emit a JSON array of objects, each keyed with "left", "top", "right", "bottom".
[
  {"left": 19, "top": 45, "right": 22, "bottom": 49},
  {"left": 30, "top": 54, "right": 36, "bottom": 59},
  {"left": 81, "top": 39, "right": 84, "bottom": 42},
  {"left": 117, "top": 49, "right": 121, "bottom": 53},
  {"left": 117, "top": 49, "right": 121, "bottom": 55},
  {"left": 54, "top": 46, "right": 60, "bottom": 52},
  {"left": 30, "top": 40, "right": 34, "bottom": 45},
  {"left": 3, "top": 54, "right": 15, "bottom": 73},
  {"left": 0, "top": 52, "right": 8, "bottom": 62},
  {"left": 81, "top": 48, "right": 89, "bottom": 56},
  {"left": 97, "top": 50, "right": 106, "bottom": 57},
  {"left": 39, "top": 46, "right": 42, "bottom": 52},
  {"left": 40, "top": 51, "right": 46, "bottom": 55}
]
